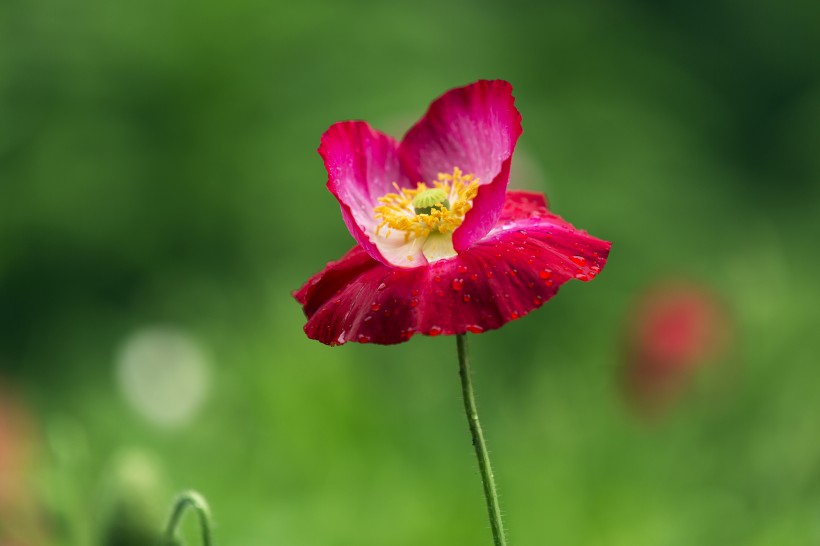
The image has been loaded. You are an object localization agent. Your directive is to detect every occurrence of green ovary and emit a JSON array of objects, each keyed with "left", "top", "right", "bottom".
[{"left": 412, "top": 188, "right": 450, "bottom": 215}]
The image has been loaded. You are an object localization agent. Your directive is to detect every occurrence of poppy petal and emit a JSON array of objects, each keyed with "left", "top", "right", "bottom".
[
  {"left": 320, "top": 121, "right": 427, "bottom": 267},
  {"left": 295, "top": 192, "right": 610, "bottom": 345},
  {"left": 399, "top": 80, "right": 523, "bottom": 253}
]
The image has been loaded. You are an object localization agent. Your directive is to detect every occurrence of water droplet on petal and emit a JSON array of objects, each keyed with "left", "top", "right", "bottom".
[
  {"left": 470, "top": 273, "right": 478, "bottom": 281},
  {"left": 428, "top": 326, "right": 442, "bottom": 336},
  {"left": 510, "top": 269, "right": 518, "bottom": 276},
  {"left": 383, "top": 309, "right": 391, "bottom": 317},
  {"left": 410, "top": 298, "right": 419, "bottom": 307},
  {"left": 514, "top": 230, "right": 528, "bottom": 240},
  {"left": 539, "top": 269, "right": 552, "bottom": 279},
  {"left": 377, "top": 283, "right": 387, "bottom": 291},
  {"left": 434, "top": 275, "right": 442, "bottom": 283},
  {"left": 466, "top": 325, "right": 484, "bottom": 334},
  {"left": 364, "top": 315, "right": 372, "bottom": 322},
  {"left": 463, "top": 294, "right": 472, "bottom": 303},
  {"left": 486, "top": 271, "right": 494, "bottom": 279},
  {"left": 334, "top": 299, "right": 342, "bottom": 305},
  {"left": 575, "top": 273, "right": 590, "bottom": 281},
  {"left": 457, "top": 265, "right": 468, "bottom": 273},
  {"left": 533, "top": 295, "right": 543, "bottom": 304},
  {"left": 570, "top": 255, "right": 586, "bottom": 267},
  {"left": 370, "top": 303, "right": 381, "bottom": 312},
  {"left": 510, "top": 311, "right": 520, "bottom": 319},
  {"left": 412, "top": 289, "right": 420, "bottom": 296},
  {"left": 452, "top": 279, "right": 464, "bottom": 291},
  {"left": 358, "top": 335, "right": 371, "bottom": 343}
]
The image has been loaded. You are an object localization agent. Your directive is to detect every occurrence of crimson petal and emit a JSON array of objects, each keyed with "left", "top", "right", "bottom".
[
  {"left": 319, "top": 121, "right": 412, "bottom": 266},
  {"left": 294, "top": 192, "right": 611, "bottom": 345},
  {"left": 399, "top": 80, "right": 523, "bottom": 253}
]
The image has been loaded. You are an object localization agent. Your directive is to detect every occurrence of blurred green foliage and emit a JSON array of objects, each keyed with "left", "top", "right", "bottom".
[{"left": 1, "top": 0, "right": 819, "bottom": 545}]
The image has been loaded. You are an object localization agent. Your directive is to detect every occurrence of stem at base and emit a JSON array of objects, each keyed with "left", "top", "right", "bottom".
[{"left": 456, "top": 334, "right": 507, "bottom": 546}]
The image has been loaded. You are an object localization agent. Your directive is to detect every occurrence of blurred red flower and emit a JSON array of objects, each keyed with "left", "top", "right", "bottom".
[
  {"left": 294, "top": 80, "right": 611, "bottom": 345},
  {"left": 623, "top": 282, "right": 732, "bottom": 415}
]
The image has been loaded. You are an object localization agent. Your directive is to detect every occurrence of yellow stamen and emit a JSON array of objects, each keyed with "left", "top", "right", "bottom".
[{"left": 373, "top": 167, "right": 479, "bottom": 242}]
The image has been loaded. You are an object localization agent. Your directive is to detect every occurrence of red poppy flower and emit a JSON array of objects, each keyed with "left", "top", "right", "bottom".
[{"left": 294, "top": 80, "right": 611, "bottom": 345}]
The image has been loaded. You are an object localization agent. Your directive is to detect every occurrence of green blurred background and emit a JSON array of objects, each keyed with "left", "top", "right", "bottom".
[{"left": 1, "top": 0, "right": 819, "bottom": 544}]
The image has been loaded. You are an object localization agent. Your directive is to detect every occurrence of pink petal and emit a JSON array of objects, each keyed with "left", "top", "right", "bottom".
[
  {"left": 499, "top": 190, "right": 549, "bottom": 221},
  {"left": 399, "top": 80, "right": 523, "bottom": 253},
  {"left": 294, "top": 191, "right": 611, "bottom": 346},
  {"left": 320, "top": 121, "right": 423, "bottom": 266}
]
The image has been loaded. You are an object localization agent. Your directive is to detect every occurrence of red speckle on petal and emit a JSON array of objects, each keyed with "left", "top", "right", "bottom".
[{"left": 452, "top": 279, "right": 464, "bottom": 291}]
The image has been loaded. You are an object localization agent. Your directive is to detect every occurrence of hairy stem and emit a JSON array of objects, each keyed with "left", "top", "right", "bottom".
[{"left": 457, "top": 334, "right": 507, "bottom": 546}]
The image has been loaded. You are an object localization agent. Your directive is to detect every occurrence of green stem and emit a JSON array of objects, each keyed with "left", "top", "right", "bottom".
[
  {"left": 164, "top": 490, "right": 213, "bottom": 546},
  {"left": 457, "top": 334, "right": 507, "bottom": 546}
]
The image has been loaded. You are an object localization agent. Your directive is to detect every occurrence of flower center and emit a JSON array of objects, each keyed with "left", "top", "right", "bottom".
[
  {"left": 412, "top": 188, "right": 450, "bottom": 215},
  {"left": 373, "top": 167, "right": 479, "bottom": 243}
]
